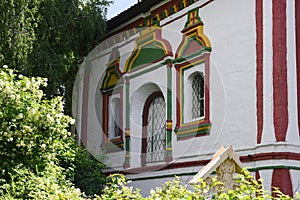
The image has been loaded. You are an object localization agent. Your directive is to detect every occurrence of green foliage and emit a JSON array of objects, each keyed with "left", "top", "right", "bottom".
[
  {"left": 0, "top": 163, "right": 84, "bottom": 200},
  {"left": 0, "top": 67, "right": 106, "bottom": 199},
  {"left": 74, "top": 147, "right": 107, "bottom": 196},
  {"left": 100, "top": 170, "right": 299, "bottom": 200},
  {"left": 0, "top": 66, "right": 75, "bottom": 174},
  {"left": 99, "top": 174, "right": 143, "bottom": 200},
  {"left": 0, "top": 0, "right": 111, "bottom": 115},
  {"left": 0, "top": 0, "right": 40, "bottom": 68}
]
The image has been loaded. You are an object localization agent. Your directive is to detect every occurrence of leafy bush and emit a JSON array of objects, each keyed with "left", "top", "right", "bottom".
[
  {"left": 0, "top": 66, "right": 75, "bottom": 174},
  {"left": 0, "top": 66, "right": 106, "bottom": 199},
  {"left": 100, "top": 170, "right": 299, "bottom": 200},
  {"left": 0, "top": 163, "right": 84, "bottom": 200},
  {"left": 73, "top": 147, "right": 107, "bottom": 196}
]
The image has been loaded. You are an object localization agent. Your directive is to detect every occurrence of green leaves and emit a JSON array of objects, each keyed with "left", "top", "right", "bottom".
[
  {"left": 0, "top": 67, "right": 107, "bottom": 199},
  {"left": 100, "top": 171, "right": 298, "bottom": 200},
  {"left": 0, "top": 67, "right": 74, "bottom": 172},
  {"left": 0, "top": 0, "right": 40, "bottom": 68},
  {"left": 0, "top": 0, "right": 111, "bottom": 115}
]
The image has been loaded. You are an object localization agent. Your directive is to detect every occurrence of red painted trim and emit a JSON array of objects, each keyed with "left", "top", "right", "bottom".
[
  {"left": 205, "top": 54, "right": 210, "bottom": 120},
  {"left": 127, "top": 56, "right": 169, "bottom": 74},
  {"left": 240, "top": 152, "right": 300, "bottom": 162},
  {"left": 126, "top": 29, "right": 173, "bottom": 73},
  {"left": 101, "top": 85, "right": 124, "bottom": 149},
  {"left": 296, "top": 0, "right": 300, "bottom": 137},
  {"left": 102, "top": 18, "right": 145, "bottom": 44},
  {"left": 272, "top": 169, "right": 293, "bottom": 197},
  {"left": 175, "top": 65, "right": 181, "bottom": 129},
  {"left": 81, "top": 68, "right": 89, "bottom": 147},
  {"left": 272, "top": 0, "right": 288, "bottom": 142},
  {"left": 256, "top": 0, "right": 263, "bottom": 144},
  {"left": 102, "top": 93, "right": 109, "bottom": 144},
  {"left": 120, "top": 86, "right": 124, "bottom": 141},
  {"left": 102, "top": 0, "right": 215, "bottom": 51},
  {"left": 174, "top": 54, "right": 210, "bottom": 132},
  {"left": 105, "top": 152, "right": 300, "bottom": 174},
  {"left": 255, "top": 170, "right": 261, "bottom": 182}
]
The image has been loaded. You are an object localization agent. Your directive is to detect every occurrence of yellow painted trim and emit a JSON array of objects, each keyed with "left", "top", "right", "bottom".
[
  {"left": 124, "top": 28, "right": 169, "bottom": 72},
  {"left": 182, "top": 0, "right": 187, "bottom": 8},
  {"left": 164, "top": 9, "right": 169, "bottom": 17},
  {"left": 179, "top": 59, "right": 205, "bottom": 126},
  {"left": 166, "top": 148, "right": 172, "bottom": 151},
  {"left": 176, "top": 126, "right": 210, "bottom": 135},
  {"left": 166, "top": 121, "right": 173, "bottom": 129},
  {"left": 173, "top": 5, "right": 178, "bottom": 13},
  {"left": 125, "top": 129, "right": 130, "bottom": 136}
]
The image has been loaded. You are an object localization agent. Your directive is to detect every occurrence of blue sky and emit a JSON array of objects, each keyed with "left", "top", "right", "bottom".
[{"left": 107, "top": 0, "right": 137, "bottom": 19}]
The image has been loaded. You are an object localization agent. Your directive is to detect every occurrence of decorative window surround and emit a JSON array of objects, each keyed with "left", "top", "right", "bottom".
[
  {"left": 124, "top": 23, "right": 173, "bottom": 73},
  {"left": 174, "top": 55, "right": 211, "bottom": 140},
  {"left": 100, "top": 49, "right": 124, "bottom": 152},
  {"left": 174, "top": 8, "right": 211, "bottom": 140}
]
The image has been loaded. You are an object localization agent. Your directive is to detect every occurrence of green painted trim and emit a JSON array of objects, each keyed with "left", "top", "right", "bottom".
[
  {"left": 173, "top": 48, "right": 211, "bottom": 64},
  {"left": 129, "top": 63, "right": 164, "bottom": 79},
  {"left": 131, "top": 44, "right": 165, "bottom": 70},
  {"left": 166, "top": 65, "right": 172, "bottom": 156},
  {"left": 248, "top": 165, "right": 300, "bottom": 172},
  {"left": 167, "top": 66, "right": 172, "bottom": 119},
  {"left": 178, "top": 58, "right": 206, "bottom": 125},
  {"left": 101, "top": 64, "right": 122, "bottom": 90},
  {"left": 176, "top": 128, "right": 210, "bottom": 139},
  {"left": 125, "top": 29, "right": 170, "bottom": 73},
  {"left": 101, "top": 87, "right": 114, "bottom": 94},
  {"left": 125, "top": 134, "right": 130, "bottom": 152},
  {"left": 99, "top": 0, "right": 208, "bottom": 51},
  {"left": 175, "top": 122, "right": 210, "bottom": 132},
  {"left": 127, "top": 165, "right": 300, "bottom": 181},
  {"left": 128, "top": 172, "right": 197, "bottom": 181},
  {"left": 101, "top": 143, "right": 124, "bottom": 153},
  {"left": 125, "top": 80, "right": 131, "bottom": 166},
  {"left": 126, "top": 81, "right": 130, "bottom": 128},
  {"left": 166, "top": 148, "right": 172, "bottom": 158},
  {"left": 184, "top": 8, "right": 202, "bottom": 28}
]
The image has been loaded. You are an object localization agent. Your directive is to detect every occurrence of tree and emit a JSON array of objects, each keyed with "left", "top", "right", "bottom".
[
  {"left": 0, "top": 0, "right": 111, "bottom": 115},
  {"left": 0, "top": 0, "right": 40, "bottom": 68}
]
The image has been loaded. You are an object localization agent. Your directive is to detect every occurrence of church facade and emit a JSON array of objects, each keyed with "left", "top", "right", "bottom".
[{"left": 73, "top": 0, "right": 300, "bottom": 196}]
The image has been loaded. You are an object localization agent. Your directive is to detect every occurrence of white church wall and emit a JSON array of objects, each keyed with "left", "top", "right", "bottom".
[{"left": 168, "top": 0, "right": 257, "bottom": 161}]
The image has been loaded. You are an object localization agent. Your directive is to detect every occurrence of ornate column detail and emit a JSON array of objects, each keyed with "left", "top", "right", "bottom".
[{"left": 166, "top": 61, "right": 173, "bottom": 162}]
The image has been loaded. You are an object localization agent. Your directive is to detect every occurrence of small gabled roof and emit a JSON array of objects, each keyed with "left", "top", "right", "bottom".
[{"left": 189, "top": 145, "right": 243, "bottom": 184}]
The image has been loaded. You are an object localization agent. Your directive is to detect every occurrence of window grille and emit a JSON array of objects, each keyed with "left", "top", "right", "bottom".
[
  {"left": 192, "top": 73, "right": 204, "bottom": 119},
  {"left": 146, "top": 96, "right": 166, "bottom": 163}
]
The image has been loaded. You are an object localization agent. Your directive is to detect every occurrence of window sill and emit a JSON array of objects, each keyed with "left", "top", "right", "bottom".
[
  {"left": 174, "top": 120, "right": 211, "bottom": 140},
  {"left": 101, "top": 137, "right": 124, "bottom": 153}
]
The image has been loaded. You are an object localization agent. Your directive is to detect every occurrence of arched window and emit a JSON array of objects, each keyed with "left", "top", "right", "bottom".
[
  {"left": 191, "top": 73, "right": 204, "bottom": 119},
  {"left": 142, "top": 92, "right": 166, "bottom": 167},
  {"left": 108, "top": 98, "right": 121, "bottom": 139}
]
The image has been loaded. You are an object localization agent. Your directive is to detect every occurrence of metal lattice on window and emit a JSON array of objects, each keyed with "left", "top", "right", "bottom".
[
  {"left": 192, "top": 73, "right": 204, "bottom": 119},
  {"left": 146, "top": 96, "right": 166, "bottom": 163}
]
